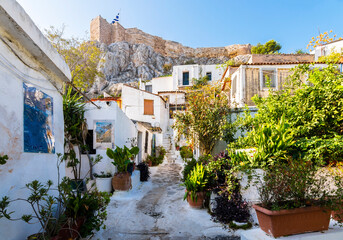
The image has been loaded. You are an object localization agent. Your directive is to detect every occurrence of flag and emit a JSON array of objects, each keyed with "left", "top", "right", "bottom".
[{"left": 111, "top": 13, "right": 120, "bottom": 24}]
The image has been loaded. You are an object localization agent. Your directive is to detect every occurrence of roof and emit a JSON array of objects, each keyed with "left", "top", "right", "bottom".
[
  {"left": 90, "top": 97, "right": 121, "bottom": 102},
  {"left": 123, "top": 84, "right": 166, "bottom": 103},
  {"left": 321, "top": 38, "right": 343, "bottom": 46},
  {"left": 158, "top": 90, "right": 186, "bottom": 94},
  {"left": 0, "top": 0, "right": 71, "bottom": 88},
  {"left": 133, "top": 121, "right": 162, "bottom": 133},
  {"left": 245, "top": 61, "right": 331, "bottom": 66}
]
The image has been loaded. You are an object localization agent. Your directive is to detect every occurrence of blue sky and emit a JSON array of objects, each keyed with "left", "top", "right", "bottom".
[{"left": 17, "top": 0, "right": 343, "bottom": 53}]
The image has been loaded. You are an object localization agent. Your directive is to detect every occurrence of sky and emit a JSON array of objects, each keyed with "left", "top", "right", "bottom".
[{"left": 16, "top": 0, "right": 343, "bottom": 53}]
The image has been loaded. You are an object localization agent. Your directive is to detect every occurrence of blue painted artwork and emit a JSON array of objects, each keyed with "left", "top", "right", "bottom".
[{"left": 23, "top": 83, "right": 55, "bottom": 153}]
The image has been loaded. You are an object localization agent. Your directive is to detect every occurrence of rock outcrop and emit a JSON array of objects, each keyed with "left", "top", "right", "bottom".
[
  {"left": 88, "top": 41, "right": 234, "bottom": 96},
  {"left": 90, "top": 16, "right": 251, "bottom": 58}
]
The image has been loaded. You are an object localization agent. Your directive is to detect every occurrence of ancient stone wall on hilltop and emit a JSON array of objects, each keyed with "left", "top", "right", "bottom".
[{"left": 90, "top": 15, "right": 251, "bottom": 58}]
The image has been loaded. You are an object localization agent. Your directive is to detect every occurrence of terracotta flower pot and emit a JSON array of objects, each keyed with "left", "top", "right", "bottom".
[
  {"left": 187, "top": 191, "right": 205, "bottom": 208},
  {"left": 112, "top": 172, "right": 132, "bottom": 191},
  {"left": 253, "top": 204, "right": 331, "bottom": 238}
]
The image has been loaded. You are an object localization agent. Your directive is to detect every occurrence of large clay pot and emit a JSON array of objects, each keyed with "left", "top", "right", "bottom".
[
  {"left": 112, "top": 172, "right": 132, "bottom": 191},
  {"left": 187, "top": 191, "right": 205, "bottom": 208},
  {"left": 253, "top": 204, "right": 331, "bottom": 238}
]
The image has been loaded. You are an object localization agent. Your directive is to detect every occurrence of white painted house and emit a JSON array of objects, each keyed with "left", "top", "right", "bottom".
[
  {"left": 313, "top": 39, "right": 343, "bottom": 61},
  {"left": 65, "top": 100, "right": 138, "bottom": 180},
  {"left": 121, "top": 84, "right": 170, "bottom": 162},
  {"left": 0, "top": 0, "right": 71, "bottom": 239}
]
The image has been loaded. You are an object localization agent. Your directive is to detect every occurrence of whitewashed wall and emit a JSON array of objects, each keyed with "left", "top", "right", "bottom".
[
  {"left": 172, "top": 64, "right": 224, "bottom": 88},
  {"left": 151, "top": 76, "right": 173, "bottom": 94},
  {"left": 314, "top": 40, "right": 343, "bottom": 61},
  {"left": 121, "top": 85, "right": 168, "bottom": 145},
  {"left": 69, "top": 101, "right": 138, "bottom": 178},
  {"left": 0, "top": 1, "right": 70, "bottom": 238}
]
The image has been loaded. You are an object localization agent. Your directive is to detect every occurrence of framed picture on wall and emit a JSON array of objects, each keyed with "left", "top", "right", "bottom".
[{"left": 93, "top": 120, "right": 115, "bottom": 149}]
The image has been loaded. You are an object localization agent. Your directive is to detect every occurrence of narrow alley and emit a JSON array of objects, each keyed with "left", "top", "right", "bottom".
[{"left": 92, "top": 161, "right": 240, "bottom": 240}]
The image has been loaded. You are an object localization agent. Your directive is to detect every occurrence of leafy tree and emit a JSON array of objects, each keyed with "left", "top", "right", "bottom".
[
  {"left": 295, "top": 49, "right": 306, "bottom": 54},
  {"left": 251, "top": 40, "right": 282, "bottom": 54},
  {"left": 173, "top": 83, "right": 231, "bottom": 154},
  {"left": 233, "top": 64, "right": 343, "bottom": 166},
  {"left": 45, "top": 26, "right": 104, "bottom": 91}
]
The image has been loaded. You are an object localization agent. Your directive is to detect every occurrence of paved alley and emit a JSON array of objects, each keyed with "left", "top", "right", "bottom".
[{"left": 92, "top": 162, "right": 240, "bottom": 240}]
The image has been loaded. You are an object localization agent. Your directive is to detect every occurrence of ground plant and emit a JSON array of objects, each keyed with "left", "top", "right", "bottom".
[
  {"left": 0, "top": 154, "right": 110, "bottom": 239},
  {"left": 107, "top": 146, "right": 139, "bottom": 173},
  {"left": 180, "top": 145, "right": 193, "bottom": 161},
  {"left": 182, "top": 163, "right": 208, "bottom": 202}
]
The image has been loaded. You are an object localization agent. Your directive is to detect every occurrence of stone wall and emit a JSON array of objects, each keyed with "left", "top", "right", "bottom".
[{"left": 90, "top": 15, "right": 251, "bottom": 58}]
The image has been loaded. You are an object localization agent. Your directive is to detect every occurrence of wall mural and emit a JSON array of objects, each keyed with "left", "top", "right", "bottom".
[
  {"left": 94, "top": 120, "right": 115, "bottom": 149},
  {"left": 23, "top": 83, "right": 54, "bottom": 153}
]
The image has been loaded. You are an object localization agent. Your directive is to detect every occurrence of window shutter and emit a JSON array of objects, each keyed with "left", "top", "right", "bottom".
[{"left": 144, "top": 99, "right": 154, "bottom": 115}]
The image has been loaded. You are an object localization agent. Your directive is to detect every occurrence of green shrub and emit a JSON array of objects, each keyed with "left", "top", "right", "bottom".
[
  {"left": 182, "top": 158, "right": 197, "bottom": 181},
  {"left": 180, "top": 146, "right": 193, "bottom": 160},
  {"left": 181, "top": 163, "right": 208, "bottom": 201}
]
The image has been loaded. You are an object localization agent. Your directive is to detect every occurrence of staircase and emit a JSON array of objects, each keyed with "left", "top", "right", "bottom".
[{"left": 162, "top": 134, "right": 177, "bottom": 164}]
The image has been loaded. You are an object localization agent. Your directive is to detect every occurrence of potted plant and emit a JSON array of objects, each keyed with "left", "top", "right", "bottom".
[
  {"left": 94, "top": 172, "right": 113, "bottom": 193},
  {"left": 0, "top": 154, "right": 110, "bottom": 239},
  {"left": 181, "top": 163, "right": 208, "bottom": 208},
  {"left": 252, "top": 158, "right": 335, "bottom": 238},
  {"left": 137, "top": 162, "right": 150, "bottom": 182},
  {"left": 175, "top": 143, "right": 180, "bottom": 151},
  {"left": 106, "top": 146, "right": 139, "bottom": 191}
]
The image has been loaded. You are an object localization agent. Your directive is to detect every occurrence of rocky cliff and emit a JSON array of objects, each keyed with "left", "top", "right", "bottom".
[
  {"left": 88, "top": 41, "right": 242, "bottom": 96},
  {"left": 88, "top": 17, "right": 252, "bottom": 96}
]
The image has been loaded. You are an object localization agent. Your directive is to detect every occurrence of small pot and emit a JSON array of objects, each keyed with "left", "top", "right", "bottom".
[
  {"left": 112, "top": 172, "right": 132, "bottom": 191},
  {"left": 95, "top": 177, "right": 113, "bottom": 193},
  {"left": 253, "top": 204, "right": 330, "bottom": 238},
  {"left": 187, "top": 191, "right": 205, "bottom": 208}
]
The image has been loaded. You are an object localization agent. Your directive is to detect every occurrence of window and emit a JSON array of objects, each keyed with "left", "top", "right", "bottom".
[
  {"left": 169, "top": 105, "right": 186, "bottom": 119},
  {"left": 145, "top": 85, "right": 152, "bottom": 93},
  {"left": 144, "top": 99, "right": 154, "bottom": 115},
  {"left": 182, "top": 72, "right": 189, "bottom": 85},
  {"left": 81, "top": 130, "right": 96, "bottom": 154},
  {"left": 144, "top": 131, "right": 149, "bottom": 153},
  {"left": 206, "top": 72, "right": 212, "bottom": 81},
  {"left": 262, "top": 70, "right": 276, "bottom": 88},
  {"left": 232, "top": 76, "right": 237, "bottom": 97}
]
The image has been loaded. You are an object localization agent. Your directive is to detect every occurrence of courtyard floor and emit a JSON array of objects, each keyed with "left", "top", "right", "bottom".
[{"left": 92, "top": 161, "right": 241, "bottom": 240}]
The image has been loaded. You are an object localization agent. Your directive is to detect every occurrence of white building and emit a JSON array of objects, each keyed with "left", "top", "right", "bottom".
[
  {"left": 0, "top": 0, "right": 71, "bottom": 238},
  {"left": 313, "top": 39, "right": 343, "bottom": 61},
  {"left": 66, "top": 100, "right": 138, "bottom": 179},
  {"left": 121, "top": 84, "right": 170, "bottom": 161}
]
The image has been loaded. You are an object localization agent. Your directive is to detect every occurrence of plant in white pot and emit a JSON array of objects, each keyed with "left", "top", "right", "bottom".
[{"left": 94, "top": 171, "right": 113, "bottom": 193}]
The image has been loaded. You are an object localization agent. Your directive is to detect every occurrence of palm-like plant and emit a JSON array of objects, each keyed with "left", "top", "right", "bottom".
[
  {"left": 106, "top": 146, "right": 139, "bottom": 173},
  {"left": 182, "top": 163, "right": 208, "bottom": 201}
]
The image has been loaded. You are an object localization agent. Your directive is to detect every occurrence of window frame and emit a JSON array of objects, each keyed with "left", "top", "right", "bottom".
[
  {"left": 206, "top": 72, "right": 212, "bottom": 81},
  {"left": 182, "top": 71, "right": 190, "bottom": 86},
  {"left": 143, "top": 99, "right": 154, "bottom": 115},
  {"left": 260, "top": 68, "right": 277, "bottom": 89}
]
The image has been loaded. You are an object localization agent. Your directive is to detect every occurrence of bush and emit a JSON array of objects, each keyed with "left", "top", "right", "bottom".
[
  {"left": 212, "top": 190, "right": 250, "bottom": 225},
  {"left": 181, "top": 163, "right": 208, "bottom": 201},
  {"left": 182, "top": 158, "right": 198, "bottom": 181},
  {"left": 148, "top": 146, "right": 166, "bottom": 166},
  {"left": 180, "top": 146, "right": 193, "bottom": 160}
]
